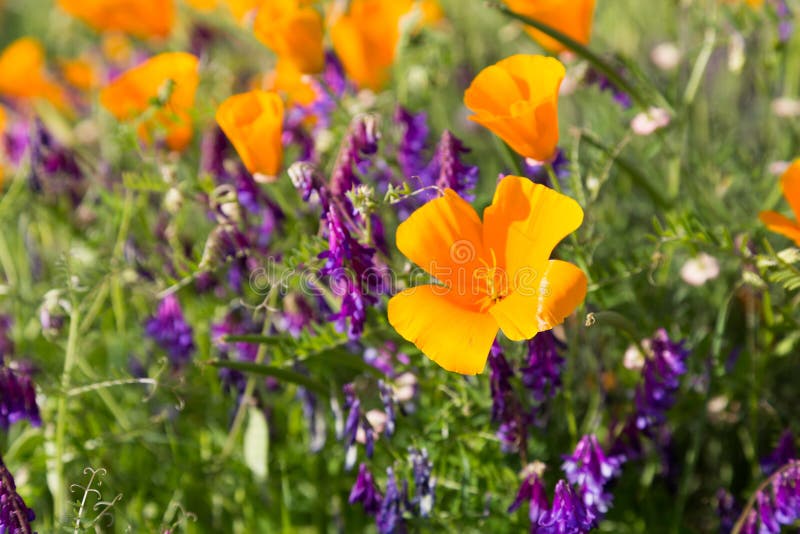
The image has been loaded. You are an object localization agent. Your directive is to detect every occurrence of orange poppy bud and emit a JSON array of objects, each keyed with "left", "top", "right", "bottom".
[
  {"left": 254, "top": 0, "right": 325, "bottom": 74},
  {"left": 215, "top": 90, "right": 284, "bottom": 181},
  {"left": 58, "top": 0, "right": 175, "bottom": 38},
  {"left": 0, "top": 38, "right": 67, "bottom": 109},
  {"left": 330, "top": 0, "right": 414, "bottom": 91},
  {"left": 264, "top": 59, "right": 317, "bottom": 107},
  {"left": 503, "top": 0, "right": 596, "bottom": 53},
  {"left": 760, "top": 159, "right": 800, "bottom": 246},
  {"left": 464, "top": 54, "right": 565, "bottom": 161},
  {"left": 100, "top": 52, "right": 199, "bottom": 151}
]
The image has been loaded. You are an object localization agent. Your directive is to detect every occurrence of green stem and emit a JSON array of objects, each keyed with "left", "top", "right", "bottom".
[
  {"left": 489, "top": 2, "right": 652, "bottom": 109},
  {"left": 683, "top": 27, "right": 717, "bottom": 105},
  {"left": 53, "top": 296, "right": 82, "bottom": 522}
]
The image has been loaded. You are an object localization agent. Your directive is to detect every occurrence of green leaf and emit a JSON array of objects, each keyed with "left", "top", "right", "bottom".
[
  {"left": 243, "top": 407, "right": 269, "bottom": 481},
  {"left": 122, "top": 172, "right": 170, "bottom": 192},
  {"left": 208, "top": 360, "right": 330, "bottom": 397}
]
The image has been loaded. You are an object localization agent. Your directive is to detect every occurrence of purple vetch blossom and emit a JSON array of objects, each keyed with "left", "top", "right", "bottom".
[
  {"left": 349, "top": 463, "right": 383, "bottom": 515},
  {"left": 409, "top": 447, "right": 436, "bottom": 517},
  {"left": 342, "top": 383, "right": 376, "bottom": 469},
  {"left": 395, "top": 106, "right": 430, "bottom": 178},
  {"left": 28, "top": 120, "right": 85, "bottom": 205},
  {"left": 378, "top": 380, "right": 396, "bottom": 437},
  {"left": 734, "top": 460, "right": 800, "bottom": 534},
  {"left": 508, "top": 470, "right": 550, "bottom": 527},
  {"left": 420, "top": 130, "right": 478, "bottom": 201},
  {"left": 761, "top": 430, "right": 797, "bottom": 476},
  {"left": 298, "top": 386, "right": 326, "bottom": 452},
  {"left": 0, "top": 454, "right": 35, "bottom": 533},
  {"left": 0, "top": 361, "right": 41, "bottom": 430},
  {"left": 716, "top": 489, "right": 741, "bottom": 534},
  {"left": 376, "top": 467, "right": 405, "bottom": 534},
  {"left": 488, "top": 343, "right": 530, "bottom": 452},
  {"left": 363, "top": 342, "right": 410, "bottom": 377},
  {"left": 584, "top": 67, "right": 632, "bottom": 109},
  {"left": 522, "top": 331, "right": 566, "bottom": 403},
  {"left": 562, "top": 435, "right": 624, "bottom": 514},
  {"left": 144, "top": 294, "right": 195, "bottom": 368},
  {"left": 330, "top": 115, "right": 379, "bottom": 198},
  {"left": 211, "top": 307, "right": 261, "bottom": 394},
  {"left": 4, "top": 118, "right": 30, "bottom": 166},
  {"left": 538, "top": 480, "right": 597, "bottom": 534},
  {"left": 633, "top": 329, "right": 689, "bottom": 433},
  {"left": 523, "top": 148, "right": 570, "bottom": 187},
  {"left": 773, "top": 0, "right": 794, "bottom": 43}
]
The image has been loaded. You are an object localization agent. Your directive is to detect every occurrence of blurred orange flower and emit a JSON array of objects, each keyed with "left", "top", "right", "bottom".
[
  {"left": 216, "top": 90, "right": 285, "bottom": 181},
  {"left": 100, "top": 52, "right": 199, "bottom": 151},
  {"left": 388, "top": 175, "right": 586, "bottom": 375},
  {"left": 224, "top": 0, "right": 262, "bottom": 21},
  {"left": 464, "top": 54, "right": 565, "bottom": 161},
  {"left": 58, "top": 0, "right": 175, "bottom": 38},
  {"left": 60, "top": 58, "right": 98, "bottom": 91},
  {"left": 504, "top": 0, "right": 596, "bottom": 53},
  {"left": 185, "top": 0, "right": 218, "bottom": 10},
  {"left": 760, "top": 160, "right": 800, "bottom": 246},
  {"left": 254, "top": 0, "right": 325, "bottom": 74},
  {"left": 264, "top": 59, "right": 317, "bottom": 107},
  {"left": 330, "top": 0, "right": 414, "bottom": 91},
  {"left": 0, "top": 37, "right": 67, "bottom": 109}
]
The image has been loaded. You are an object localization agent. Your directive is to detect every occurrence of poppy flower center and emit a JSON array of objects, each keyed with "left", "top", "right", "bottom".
[{"left": 473, "top": 248, "right": 508, "bottom": 312}]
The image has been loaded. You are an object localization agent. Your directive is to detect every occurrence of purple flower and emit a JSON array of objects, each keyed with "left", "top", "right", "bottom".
[
  {"left": 773, "top": 0, "right": 794, "bottom": 43},
  {"left": 349, "top": 463, "right": 383, "bottom": 515},
  {"left": 716, "top": 489, "right": 741, "bottom": 534},
  {"left": 522, "top": 331, "right": 565, "bottom": 403},
  {"left": 0, "top": 454, "right": 35, "bottom": 533},
  {"left": 632, "top": 329, "right": 689, "bottom": 434},
  {"left": 508, "top": 472, "right": 549, "bottom": 526},
  {"left": 538, "top": 480, "right": 596, "bottom": 534},
  {"left": 376, "top": 468, "right": 405, "bottom": 534},
  {"left": 144, "top": 295, "right": 195, "bottom": 368},
  {"left": 27, "top": 120, "right": 85, "bottom": 205},
  {"left": 0, "top": 361, "right": 41, "bottom": 430},
  {"left": 488, "top": 343, "right": 530, "bottom": 452},
  {"left": 330, "top": 115, "right": 379, "bottom": 198},
  {"left": 211, "top": 307, "right": 261, "bottom": 394},
  {"left": 298, "top": 386, "right": 326, "bottom": 452},
  {"left": 420, "top": 130, "right": 478, "bottom": 201},
  {"left": 378, "top": 380, "right": 396, "bottom": 437},
  {"left": 736, "top": 460, "right": 800, "bottom": 534},
  {"left": 762, "top": 430, "right": 797, "bottom": 476},
  {"left": 395, "top": 106, "right": 430, "bottom": 178},
  {"left": 562, "top": 435, "right": 624, "bottom": 514},
  {"left": 523, "top": 149, "right": 570, "bottom": 187},
  {"left": 409, "top": 448, "right": 435, "bottom": 517},
  {"left": 584, "top": 67, "right": 632, "bottom": 109}
]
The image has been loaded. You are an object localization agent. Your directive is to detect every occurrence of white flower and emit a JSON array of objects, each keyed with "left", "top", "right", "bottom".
[
  {"left": 680, "top": 253, "right": 721, "bottom": 287},
  {"left": 631, "top": 107, "right": 671, "bottom": 136},
  {"left": 650, "top": 42, "right": 681, "bottom": 71}
]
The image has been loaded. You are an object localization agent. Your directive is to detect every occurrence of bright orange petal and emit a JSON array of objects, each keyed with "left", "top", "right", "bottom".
[
  {"left": 482, "top": 176, "right": 583, "bottom": 287},
  {"left": 388, "top": 285, "right": 498, "bottom": 374},
  {"left": 780, "top": 159, "right": 800, "bottom": 222},
  {"left": 396, "top": 189, "right": 485, "bottom": 306},
  {"left": 489, "top": 259, "right": 586, "bottom": 340},
  {"left": 760, "top": 210, "right": 800, "bottom": 246}
]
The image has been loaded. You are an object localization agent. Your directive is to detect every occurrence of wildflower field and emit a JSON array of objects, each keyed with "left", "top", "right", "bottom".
[{"left": 2, "top": 0, "right": 800, "bottom": 532}]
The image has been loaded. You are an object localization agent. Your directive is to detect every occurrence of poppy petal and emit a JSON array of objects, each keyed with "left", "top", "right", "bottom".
[
  {"left": 780, "top": 160, "right": 800, "bottom": 222},
  {"left": 396, "top": 189, "right": 485, "bottom": 307},
  {"left": 388, "top": 285, "right": 499, "bottom": 375},
  {"left": 489, "top": 260, "right": 586, "bottom": 340},
  {"left": 760, "top": 210, "right": 800, "bottom": 246},
  {"left": 483, "top": 176, "right": 583, "bottom": 286}
]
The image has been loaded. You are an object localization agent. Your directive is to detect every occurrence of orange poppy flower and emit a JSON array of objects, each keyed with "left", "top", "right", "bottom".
[
  {"left": 0, "top": 37, "right": 67, "bottom": 109},
  {"left": 100, "top": 52, "right": 199, "bottom": 151},
  {"left": 58, "top": 0, "right": 175, "bottom": 38},
  {"left": 330, "top": 0, "right": 414, "bottom": 91},
  {"left": 464, "top": 54, "right": 564, "bottom": 162},
  {"left": 216, "top": 90, "right": 284, "bottom": 181},
  {"left": 254, "top": 0, "right": 325, "bottom": 74},
  {"left": 224, "top": 0, "right": 262, "bottom": 21},
  {"left": 60, "top": 58, "right": 98, "bottom": 91},
  {"left": 264, "top": 59, "right": 317, "bottom": 107},
  {"left": 760, "top": 160, "right": 800, "bottom": 246},
  {"left": 388, "top": 175, "right": 587, "bottom": 375},
  {"left": 503, "top": 0, "right": 596, "bottom": 53}
]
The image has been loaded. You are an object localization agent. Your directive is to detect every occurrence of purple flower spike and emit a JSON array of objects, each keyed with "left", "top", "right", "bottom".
[
  {"left": 522, "top": 331, "right": 565, "bottom": 403},
  {"left": 144, "top": 294, "right": 195, "bottom": 368},
  {"left": 376, "top": 467, "right": 405, "bottom": 534},
  {"left": 330, "top": 115, "right": 379, "bottom": 198},
  {"left": 538, "top": 480, "right": 596, "bottom": 534},
  {"left": 0, "top": 455, "right": 35, "bottom": 533},
  {"left": 349, "top": 463, "right": 383, "bottom": 515},
  {"left": 420, "top": 130, "right": 478, "bottom": 201},
  {"left": 409, "top": 447, "right": 435, "bottom": 517},
  {"left": 378, "top": 380, "right": 396, "bottom": 437},
  {"left": 508, "top": 472, "right": 549, "bottom": 526},
  {"left": 0, "top": 363, "right": 41, "bottom": 430},
  {"left": 562, "top": 435, "right": 624, "bottom": 514},
  {"left": 488, "top": 343, "right": 530, "bottom": 452},
  {"left": 395, "top": 106, "right": 430, "bottom": 178},
  {"left": 633, "top": 329, "right": 689, "bottom": 434},
  {"left": 761, "top": 430, "right": 797, "bottom": 476}
]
